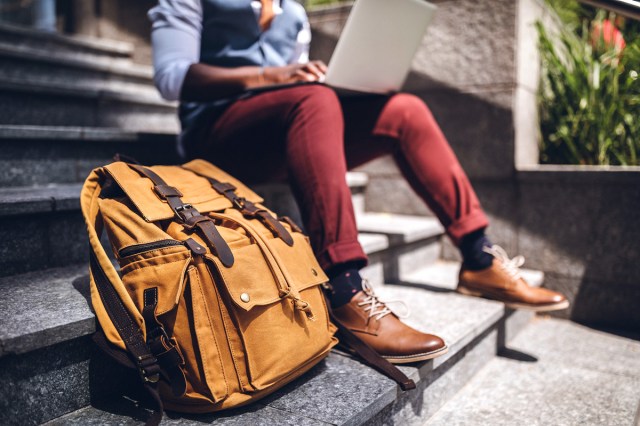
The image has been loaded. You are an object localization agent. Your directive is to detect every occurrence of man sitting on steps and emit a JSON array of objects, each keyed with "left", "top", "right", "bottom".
[{"left": 148, "top": 0, "right": 569, "bottom": 364}]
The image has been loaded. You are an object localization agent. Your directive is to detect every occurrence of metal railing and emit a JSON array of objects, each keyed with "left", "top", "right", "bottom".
[{"left": 579, "top": 0, "right": 640, "bottom": 20}]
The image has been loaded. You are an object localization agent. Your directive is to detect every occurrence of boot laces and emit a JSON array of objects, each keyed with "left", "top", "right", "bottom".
[
  {"left": 358, "top": 280, "right": 410, "bottom": 320},
  {"left": 483, "top": 245, "right": 525, "bottom": 280}
]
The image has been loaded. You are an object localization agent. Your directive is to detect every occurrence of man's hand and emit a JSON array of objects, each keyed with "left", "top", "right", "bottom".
[{"left": 264, "top": 60, "right": 328, "bottom": 85}]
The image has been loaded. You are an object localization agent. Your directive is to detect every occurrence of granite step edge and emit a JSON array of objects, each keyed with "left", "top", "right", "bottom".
[
  {"left": 0, "top": 232, "right": 391, "bottom": 358},
  {"left": 0, "top": 172, "right": 368, "bottom": 217},
  {"left": 0, "top": 263, "right": 94, "bottom": 357},
  {"left": 356, "top": 212, "right": 445, "bottom": 245},
  {"left": 0, "top": 124, "right": 177, "bottom": 143},
  {"left": 40, "top": 285, "right": 508, "bottom": 426},
  {"left": 0, "top": 77, "right": 175, "bottom": 108},
  {"left": 0, "top": 22, "right": 134, "bottom": 57},
  {"left": 0, "top": 42, "right": 152, "bottom": 80}
]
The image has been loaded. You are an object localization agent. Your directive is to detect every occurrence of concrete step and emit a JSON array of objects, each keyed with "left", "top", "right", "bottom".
[
  {"left": 0, "top": 183, "right": 86, "bottom": 277},
  {"left": 0, "top": 22, "right": 134, "bottom": 62},
  {"left": 0, "top": 41, "right": 155, "bottom": 96},
  {"left": 0, "top": 78, "right": 178, "bottom": 132},
  {"left": 356, "top": 212, "right": 445, "bottom": 283},
  {"left": 425, "top": 317, "right": 640, "bottom": 425},
  {"left": 0, "top": 232, "right": 388, "bottom": 425},
  {"left": 0, "top": 259, "right": 536, "bottom": 424},
  {"left": 0, "top": 125, "right": 177, "bottom": 187},
  {"left": 0, "top": 174, "right": 372, "bottom": 277}
]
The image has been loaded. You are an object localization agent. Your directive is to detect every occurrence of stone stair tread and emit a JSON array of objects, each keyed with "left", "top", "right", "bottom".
[
  {"left": 0, "top": 124, "right": 176, "bottom": 142},
  {"left": 0, "top": 182, "right": 82, "bottom": 216},
  {"left": 0, "top": 170, "right": 370, "bottom": 217},
  {"left": 0, "top": 229, "right": 389, "bottom": 356},
  {"left": 43, "top": 282, "right": 506, "bottom": 425},
  {"left": 425, "top": 318, "right": 640, "bottom": 425},
  {"left": 345, "top": 171, "right": 368, "bottom": 192},
  {"left": 356, "top": 212, "right": 444, "bottom": 244},
  {"left": 0, "top": 22, "right": 133, "bottom": 58},
  {"left": 0, "top": 77, "right": 173, "bottom": 107},
  {"left": 401, "top": 259, "right": 545, "bottom": 291},
  {"left": 0, "top": 41, "right": 152, "bottom": 80},
  {"left": 358, "top": 233, "right": 389, "bottom": 254},
  {"left": 0, "top": 263, "right": 92, "bottom": 356}
]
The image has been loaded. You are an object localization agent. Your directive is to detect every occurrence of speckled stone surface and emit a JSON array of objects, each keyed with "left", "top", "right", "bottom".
[
  {"left": 0, "top": 337, "right": 92, "bottom": 425},
  {"left": 0, "top": 183, "right": 81, "bottom": 216},
  {"left": 264, "top": 353, "right": 398, "bottom": 426},
  {"left": 356, "top": 213, "right": 444, "bottom": 245},
  {"left": 0, "top": 210, "right": 88, "bottom": 277},
  {"left": 38, "top": 283, "right": 522, "bottom": 426},
  {"left": 426, "top": 318, "right": 640, "bottom": 426},
  {"left": 45, "top": 402, "right": 329, "bottom": 425},
  {"left": 0, "top": 264, "right": 94, "bottom": 355}
]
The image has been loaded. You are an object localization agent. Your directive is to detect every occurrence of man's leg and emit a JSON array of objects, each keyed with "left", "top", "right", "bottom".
[
  {"left": 193, "top": 85, "right": 366, "bottom": 273},
  {"left": 340, "top": 93, "right": 568, "bottom": 311},
  {"left": 194, "top": 85, "right": 448, "bottom": 362}
]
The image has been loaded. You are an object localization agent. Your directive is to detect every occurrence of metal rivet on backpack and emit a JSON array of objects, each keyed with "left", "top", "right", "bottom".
[
  {"left": 240, "top": 293, "right": 250, "bottom": 303},
  {"left": 311, "top": 268, "right": 318, "bottom": 276}
]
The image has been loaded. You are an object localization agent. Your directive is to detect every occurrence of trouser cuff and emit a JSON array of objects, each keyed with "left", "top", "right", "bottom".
[
  {"left": 447, "top": 211, "right": 490, "bottom": 246},
  {"left": 317, "top": 240, "right": 369, "bottom": 272}
]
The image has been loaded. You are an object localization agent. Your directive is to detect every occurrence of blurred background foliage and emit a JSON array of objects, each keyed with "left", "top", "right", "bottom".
[
  {"left": 306, "top": 0, "right": 346, "bottom": 7},
  {"left": 538, "top": 1, "right": 640, "bottom": 165}
]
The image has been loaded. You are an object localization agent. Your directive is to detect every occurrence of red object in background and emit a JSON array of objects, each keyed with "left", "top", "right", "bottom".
[{"left": 591, "top": 19, "right": 626, "bottom": 52}]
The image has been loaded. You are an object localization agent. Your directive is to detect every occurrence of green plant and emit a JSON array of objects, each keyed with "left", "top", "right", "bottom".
[
  {"left": 306, "top": 0, "right": 346, "bottom": 7},
  {"left": 537, "top": 6, "right": 640, "bottom": 165}
]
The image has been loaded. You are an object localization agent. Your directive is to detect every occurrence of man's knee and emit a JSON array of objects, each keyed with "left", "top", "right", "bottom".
[
  {"left": 385, "top": 93, "right": 431, "bottom": 120},
  {"left": 293, "top": 84, "right": 341, "bottom": 113},
  {"left": 378, "top": 93, "right": 441, "bottom": 142}
]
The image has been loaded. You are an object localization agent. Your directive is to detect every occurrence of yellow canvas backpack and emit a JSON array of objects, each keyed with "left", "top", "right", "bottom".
[{"left": 80, "top": 159, "right": 339, "bottom": 423}]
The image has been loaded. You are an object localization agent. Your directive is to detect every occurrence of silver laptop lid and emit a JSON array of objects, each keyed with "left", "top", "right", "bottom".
[{"left": 325, "top": 0, "right": 437, "bottom": 93}]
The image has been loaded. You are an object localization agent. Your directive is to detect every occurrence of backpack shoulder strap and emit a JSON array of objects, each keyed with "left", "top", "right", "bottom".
[{"left": 80, "top": 169, "right": 164, "bottom": 426}]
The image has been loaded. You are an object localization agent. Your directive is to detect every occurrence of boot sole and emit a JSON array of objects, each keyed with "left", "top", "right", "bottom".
[
  {"left": 456, "top": 286, "right": 570, "bottom": 312},
  {"left": 383, "top": 345, "right": 449, "bottom": 364},
  {"left": 336, "top": 344, "right": 449, "bottom": 364}
]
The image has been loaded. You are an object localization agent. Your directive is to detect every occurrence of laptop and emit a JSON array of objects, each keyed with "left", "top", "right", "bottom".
[
  {"left": 324, "top": 0, "right": 437, "bottom": 94},
  {"left": 247, "top": 0, "right": 437, "bottom": 96}
]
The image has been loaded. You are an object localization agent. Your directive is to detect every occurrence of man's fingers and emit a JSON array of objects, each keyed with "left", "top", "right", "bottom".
[
  {"left": 294, "top": 69, "right": 317, "bottom": 82},
  {"left": 311, "top": 60, "right": 328, "bottom": 74},
  {"left": 302, "top": 62, "right": 325, "bottom": 80}
]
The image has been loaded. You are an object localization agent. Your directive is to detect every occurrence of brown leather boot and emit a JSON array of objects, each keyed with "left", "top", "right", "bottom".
[
  {"left": 332, "top": 282, "right": 448, "bottom": 364},
  {"left": 457, "top": 245, "right": 569, "bottom": 312}
]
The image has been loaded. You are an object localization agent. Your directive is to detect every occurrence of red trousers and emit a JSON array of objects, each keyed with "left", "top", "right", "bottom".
[{"left": 190, "top": 85, "right": 489, "bottom": 272}]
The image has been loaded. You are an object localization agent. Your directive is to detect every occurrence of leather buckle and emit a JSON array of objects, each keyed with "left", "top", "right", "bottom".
[
  {"left": 232, "top": 197, "right": 246, "bottom": 209},
  {"left": 137, "top": 354, "right": 160, "bottom": 383}
]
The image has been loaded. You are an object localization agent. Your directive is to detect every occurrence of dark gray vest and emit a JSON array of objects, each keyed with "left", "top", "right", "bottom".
[
  {"left": 180, "top": 0, "right": 307, "bottom": 155},
  {"left": 200, "top": 0, "right": 306, "bottom": 67}
]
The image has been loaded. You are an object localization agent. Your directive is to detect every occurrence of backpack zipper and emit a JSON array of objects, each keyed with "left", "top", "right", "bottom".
[{"left": 119, "top": 239, "right": 184, "bottom": 258}]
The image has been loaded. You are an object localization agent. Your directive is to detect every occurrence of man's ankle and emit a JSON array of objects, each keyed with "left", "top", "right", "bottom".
[
  {"left": 327, "top": 267, "right": 364, "bottom": 308},
  {"left": 460, "top": 229, "right": 494, "bottom": 271}
]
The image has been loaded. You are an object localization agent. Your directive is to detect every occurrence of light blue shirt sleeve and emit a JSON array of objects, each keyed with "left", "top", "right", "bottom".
[
  {"left": 148, "top": 0, "right": 311, "bottom": 101},
  {"left": 148, "top": 0, "right": 203, "bottom": 101}
]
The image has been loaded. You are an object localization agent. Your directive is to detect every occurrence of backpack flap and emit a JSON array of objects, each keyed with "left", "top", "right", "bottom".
[{"left": 102, "top": 161, "right": 264, "bottom": 222}]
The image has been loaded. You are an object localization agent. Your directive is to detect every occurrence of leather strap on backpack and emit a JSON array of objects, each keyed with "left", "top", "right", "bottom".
[
  {"left": 182, "top": 166, "right": 294, "bottom": 246},
  {"left": 323, "top": 292, "right": 416, "bottom": 391},
  {"left": 128, "top": 164, "right": 235, "bottom": 267},
  {"left": 89, "top": 244, "right": 165, "bottom": 426},
  {"left": 142, "top": 287, "right": 188, "bottom": 398},
  {"left": 81, "top": 169, "right": 183, "bottom": 426}
]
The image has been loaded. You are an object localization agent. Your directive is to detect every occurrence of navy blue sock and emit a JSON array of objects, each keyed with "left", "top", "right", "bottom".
[
  {"left": 327, "top": 268, "right": 364, "bottom": 308},
  {"left": 460, "top": 230, "right": 494, "bottom": 271}
]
